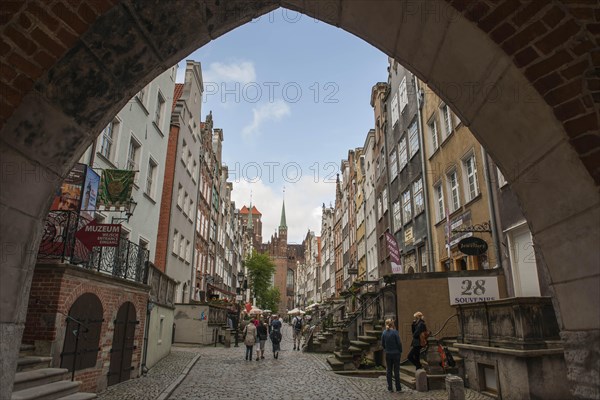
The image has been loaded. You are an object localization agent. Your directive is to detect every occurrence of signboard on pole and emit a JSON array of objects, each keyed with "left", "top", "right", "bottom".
[
  {"left": 76, "top": 220, "right": 121, "bottom": 250},
  {"left": 98, "top": 169, "right": 135, "bottom": 208},
  {"left": 51, "top": 163, "right": 86, "bottom": 211},
  {"left": 448, "top": 276, "right": 499, "bottom": 305},
  {"left": 385, "top": 232, "right": 403, "bottom": 274}
]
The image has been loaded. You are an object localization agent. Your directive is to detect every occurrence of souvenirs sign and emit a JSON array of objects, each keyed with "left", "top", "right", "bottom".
[
  {"left": 385, "top": 232, "right": 403, "bottom": 274},
  {"left": 448, "top": 276, "right": 499, "bottom": 305}
]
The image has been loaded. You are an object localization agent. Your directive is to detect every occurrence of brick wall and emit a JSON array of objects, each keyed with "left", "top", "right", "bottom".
[{"left": 23, "top": 263, "right": 149, "bottom": 393}]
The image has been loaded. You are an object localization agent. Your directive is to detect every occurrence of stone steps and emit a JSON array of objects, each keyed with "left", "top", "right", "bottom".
[
  {"left": 13, "top": 369, "right": 69, "bottom": 392},
  {"left": 55, "top": 393, "right": 97, "bottom": 400},
  {"left": 11, "top": 380, "right": 81, "bottom": 400},
  {"left": 326, "top": 356, "right": 345, "bottom": 371},
  {"left": 349, "top": 340, "right": 370, "bottom": 349},
  {"left": 357, "top": 335, "right": 378, "bottom": 344},
  {"left": 17, "top": 357, "right": 53, "bottom": 372}
]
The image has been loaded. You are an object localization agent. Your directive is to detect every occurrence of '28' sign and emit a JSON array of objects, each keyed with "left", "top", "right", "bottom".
[{"left": 448, "top": 277, "right": 499, "bottom": 305}]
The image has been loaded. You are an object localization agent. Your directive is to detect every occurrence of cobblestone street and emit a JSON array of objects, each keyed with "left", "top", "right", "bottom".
[{"left": 101, "top": 323, "right": 492, "bottom": 400}]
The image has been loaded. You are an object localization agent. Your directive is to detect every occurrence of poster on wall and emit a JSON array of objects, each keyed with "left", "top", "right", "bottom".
[
  {"left": 50, "top": 163, "right": 86, "bottom": 211},
  {"left": 80, "top": 167, "right": 100, "bottom": 219},
  {"left": 448, "top": 276, "right": 499, "bottom": 305}
]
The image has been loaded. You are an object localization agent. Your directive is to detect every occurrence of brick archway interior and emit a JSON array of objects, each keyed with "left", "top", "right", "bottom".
[{"left": 1, "top": 1, "right": 598, "bottom": 398}]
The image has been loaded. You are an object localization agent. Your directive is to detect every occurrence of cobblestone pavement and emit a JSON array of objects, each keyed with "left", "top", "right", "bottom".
[
  {"left": 97, "top": 350, "right": 197, "bottom": 400},
  {"left": 169, "top": 324, "right": 495, "bottom": 400}
]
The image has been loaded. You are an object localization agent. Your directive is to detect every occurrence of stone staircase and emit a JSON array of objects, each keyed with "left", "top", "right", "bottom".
[
  {"left": 11, "top": 344, "right": 97, "bottom": 400},
  {"left": 397, "top": 340, "right": 465, "bottom": 390},
  {"left": 325, "top": 320, "right": 384, "bottom": 371}
]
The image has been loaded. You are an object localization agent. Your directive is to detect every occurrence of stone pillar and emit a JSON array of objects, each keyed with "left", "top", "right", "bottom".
[
  {"left": 446, "top": 375, "right": 465, "bottom": 400},
  {"left": 415, "top": 369, "right": 428, "bottom": 392},
  {"left": 424, "top": 339, "right": 444, "bottom": 375}
]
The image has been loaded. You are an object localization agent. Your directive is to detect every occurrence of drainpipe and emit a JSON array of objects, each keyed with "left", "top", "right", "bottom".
[
  {"left": 190, "top": 154, "right": 203, "bottom": 302},
  {"left": 141, "top": 300, "right": 153, "bottom": 375},
  {"left": 480, "top": 147, "right": 503, "bottom": 270},
  {"left": 414, "top": 75, "right": 435, "bottom": 272}
]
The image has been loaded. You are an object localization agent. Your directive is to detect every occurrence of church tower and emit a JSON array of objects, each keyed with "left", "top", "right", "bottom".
[{"left": 278, "top": 197, "right": 288, "bottom": 256}]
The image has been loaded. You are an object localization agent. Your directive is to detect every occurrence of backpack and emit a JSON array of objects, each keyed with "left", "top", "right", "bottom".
[
  {"left": 270, "top": 329, "right": 282, "bottom": 343},
  {"left": 293, "top": 317, "right": 303, "bottom": 331}
]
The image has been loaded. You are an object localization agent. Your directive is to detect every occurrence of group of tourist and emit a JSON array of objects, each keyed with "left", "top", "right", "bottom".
[
  {"left": 381, "top": 311, "right": 430, "bottom": 393},
  {"left": 241, "top": 314, "right": 285, "bottom": 360}
]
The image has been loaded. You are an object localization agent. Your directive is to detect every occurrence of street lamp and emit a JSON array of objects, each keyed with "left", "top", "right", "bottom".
[{"left": 235, "top": 270, "right": 245, "bottom": 347}]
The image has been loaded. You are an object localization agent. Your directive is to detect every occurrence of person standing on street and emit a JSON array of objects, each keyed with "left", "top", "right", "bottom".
[
  {"left": 408, "top": 311, "right": 429, "bottom": 370},
  {"left": 381, "top": 319, "right": 402, "bottom": 392},
  {"left": 243, "top": 316, "right": 257, "bottom": 361},
  {"left": 270, "top": 314, "right": 282, "bottom": 359},
  {"left": 291, "top": 314, "right": 303, "bottom": 351},
  {"left": 256, "top": 319, "right": 268, "bottom": 361}
]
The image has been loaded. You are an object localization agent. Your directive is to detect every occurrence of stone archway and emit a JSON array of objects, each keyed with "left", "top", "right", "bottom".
[{"left": 1, "top": 1, "right": 598, "bottom": 398}]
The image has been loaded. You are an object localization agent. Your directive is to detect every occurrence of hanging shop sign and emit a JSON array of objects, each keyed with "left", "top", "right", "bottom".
[
  {"left": 448, "top": 276, "right": 499, "bottom": 305},
  {"left": 458, "top": 237, "right": 488, "bottom": 256},
  {"left": 385, "top": 232, "right": 403, "bottom": 274},
  {"left": 76, "top": 220, "right": 121, "bottom": 250}
]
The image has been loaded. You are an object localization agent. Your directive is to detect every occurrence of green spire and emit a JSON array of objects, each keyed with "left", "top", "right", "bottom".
[{"left": 279, "top": 199, "right": 287, "bottom": 229}]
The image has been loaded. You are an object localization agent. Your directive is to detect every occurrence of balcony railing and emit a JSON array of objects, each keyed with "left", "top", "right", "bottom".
[{"left": 37, "top": 210, "right": 149, "bottom": 284}]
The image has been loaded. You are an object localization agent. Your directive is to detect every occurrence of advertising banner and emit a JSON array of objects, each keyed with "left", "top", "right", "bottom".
[
  {"left": 385, "top": 231, "right": 403, "bottom": 274},
  {"left": 80, "top": 166, "right": 100, "bottom": 219},
  {"left": 50, "top": 163, "right": 86, "bottom": 211},
  {"left": 98, "top": 169, "right": 135, "bottom": 208},
  {"left": 448, "top": 276, "right": 500, "bottom": 305}
]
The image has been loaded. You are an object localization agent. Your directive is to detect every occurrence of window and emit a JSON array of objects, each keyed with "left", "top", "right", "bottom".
[
  {"left": 179, "top": 233, "right": 185, "bottom": 258},
  {"left": 399, "top": 77, "right": 408, "bottom": 112},
  {"left": 428, "top": 118, "right": 439, "bottom": 153},
  {"left": 187, "top": 150, "right": 192, "bottom": 173},
  {"left": 391, "top": 92, "right": 399, "bottom": 126},
  {"left": 146, "top": 158, "right": 157, "bottom": 197},
  {"left": 192, "top": 160, "right": 198, "bottom": 182},
  {"left": 172, "top": 230, "right": 179, "bottom": 254},
  {"left": 447, "top": 170, "right": 461, "bottom": 212},
  {"left": 183, "top": 192, "right": 189, "bottom": 215},
  {"left": 463, "top": 155, "right": 480, "bottom": 201},
  {"left": 188, "top": 198, "right": 194, "bottom": 220},
  {"left": 389, "top": 149, "right": 398, "bottom": 181},
  {"left": 408, "top": 120, "right": 419, "bottom": 158},
  {"left": 181, "top": 141, "right": 188, "bottom": 165},
  {"left": 185, "top": 240, "right": 191, "bottom": 263},
  {"left": 440, "top": 104, "right": 453, "bottom": 138},
  {"left": 196, "top": 212, "right": 202, "bottom": 233},
  {"left": 137, "top": 87, "right": 146, "bottom": 104},
  {"left": 402, "top": 189, "right": 412, "bottom": 223},
  {"left": 377, "top": 197, "right": 382, "bottom": 220},
  {"left": 413, "top": 178, "right": 424, "bottom": 215},
  {"left": 177, "top": 184, "right": 183, "bottom": 208},
  {"left": 435, "top": 184, "right": 445, "bottom": 222},
  {"left": 127, "top": 137, "right": 140, "bottom": 171},
  {"left": 392, "top": 201, "right": 401, "bottom": 232},
  {"left": 100, "top": 119, "right": 119, "bottom": 161},
  {"left": 398, "top": 136, "right": 408, "bottom": 171},
  {"left": 155, "top": 92, "right": 165, "bottom": 126},
  {"left": 382, "top": 188, "right": 388, "bottom": 212}
]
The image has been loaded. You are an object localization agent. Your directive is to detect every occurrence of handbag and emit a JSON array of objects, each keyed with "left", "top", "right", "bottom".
[{"left": 419, "top": 331, "right": 430, "bottom": 347}]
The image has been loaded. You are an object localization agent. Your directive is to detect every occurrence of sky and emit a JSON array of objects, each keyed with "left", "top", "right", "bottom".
[{"left": 176, "top": 8, "right": 389, "bottom": 244}]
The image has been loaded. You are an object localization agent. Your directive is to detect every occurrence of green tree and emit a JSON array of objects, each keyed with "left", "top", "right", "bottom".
[
  {"left": 262, "top": 287, "right": 281, "bottom": 313},
  {"left": 245, "top": 251, "right": 276, "bottom": 309}
]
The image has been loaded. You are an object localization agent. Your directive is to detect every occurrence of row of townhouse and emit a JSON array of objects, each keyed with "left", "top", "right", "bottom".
[
  {"left": 304, "top": 58, "right": 544, "bottom": 307},
  {"left": 82, "top": 61, "right": 245, "bottom": 304}
]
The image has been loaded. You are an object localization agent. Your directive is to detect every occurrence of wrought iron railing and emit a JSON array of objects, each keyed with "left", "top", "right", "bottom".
[{"left": 37, "top": 210, "right": 149, "bottom": 284}]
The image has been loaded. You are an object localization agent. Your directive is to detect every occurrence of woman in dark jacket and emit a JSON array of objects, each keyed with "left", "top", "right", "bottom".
[
  {"left": 408, "top": 311, "right": 429, "bottom": 370},
  {"left": 381, "top": 319, "right": 402, "bottom": 392}
]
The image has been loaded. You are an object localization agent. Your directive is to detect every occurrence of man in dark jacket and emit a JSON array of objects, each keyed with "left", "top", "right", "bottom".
[{"left": 381, "top": 319, "right": 402, "bottom": 392}]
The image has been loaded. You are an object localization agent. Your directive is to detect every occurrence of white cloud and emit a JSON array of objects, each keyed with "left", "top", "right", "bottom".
[
  {"left": 230, "top": 177, "right": 336, "bottom": 244},
  {"left": 204, "top": 61, "right": 256, "bottom": 84},
  {"left": 242, "top": 100, "right": 291, "bottom": 137}
]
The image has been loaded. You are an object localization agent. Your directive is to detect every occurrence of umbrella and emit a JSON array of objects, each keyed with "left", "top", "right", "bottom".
[
  {"left": 249, "top": 306, "right": 262, "bottom": 315},
  {"left": 263, "top": 309, "right": 272, "bottom": 314},
  {"left": 287, "top": 308, "right": 303, "bottom": 315}
]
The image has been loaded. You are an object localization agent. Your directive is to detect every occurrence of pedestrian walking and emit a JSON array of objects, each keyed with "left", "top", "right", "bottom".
[
  {"left": 381, "top": 319, "right": 402, "bottom": 393},
  {"left": 256, "top": 319, "right": 268, "bottom": 361},
  {"left": 408, "top": 311, "right": 430, "bottom": 370},
  {"left": 270, "top": 314, "right": 282, "bottom": 359},
  {"left": 243, "top": 316, "right": 257, "bottom": 361},
  {"left": 291, "top": 314, "right": 303, "bottom": 351}
]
